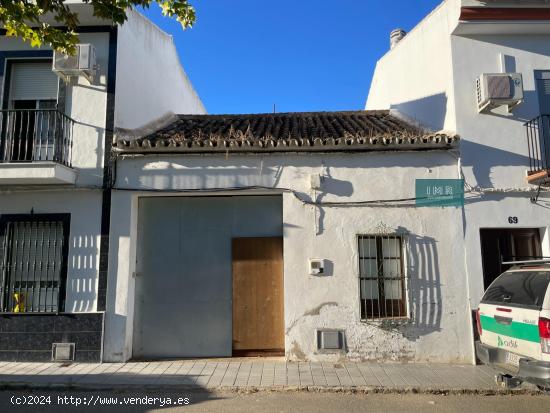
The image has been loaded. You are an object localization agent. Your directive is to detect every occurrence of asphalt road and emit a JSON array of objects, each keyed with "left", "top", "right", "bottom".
[{"left": 1, "top": 390, "right": 548, "bottom": 413}]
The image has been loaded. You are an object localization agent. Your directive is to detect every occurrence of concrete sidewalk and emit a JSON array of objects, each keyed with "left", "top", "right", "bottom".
[{"left": 0, "top": 360, "right": 538, "bottom": 393}]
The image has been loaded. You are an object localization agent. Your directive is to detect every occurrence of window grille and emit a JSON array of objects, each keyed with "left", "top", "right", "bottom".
[
  {"left": 0, "top": 214, "right": 70, "bottom": 313},
  {"left": 358, "top": 234, "right": 406, "bottom": 320}
]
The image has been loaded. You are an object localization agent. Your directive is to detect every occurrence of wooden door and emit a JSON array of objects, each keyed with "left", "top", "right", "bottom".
[{"left": 232, "top": 237, "right": 284, "bottom": 356}]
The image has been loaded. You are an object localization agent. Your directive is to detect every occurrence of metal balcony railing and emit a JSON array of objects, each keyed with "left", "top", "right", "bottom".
[
  {"left": 525, "top": 114, "right": 550, "bottom": 177},
  {"left": 0, "top": 109, "right": 74, "bottom": 167}
]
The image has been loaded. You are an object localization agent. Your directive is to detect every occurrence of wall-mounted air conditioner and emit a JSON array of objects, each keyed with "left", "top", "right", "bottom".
[
  {"left": 53, "top": 44, "right": 97, "bottom": 83},
  {"left": 476, "top": 73, "right": 523, "bottom": 113}
]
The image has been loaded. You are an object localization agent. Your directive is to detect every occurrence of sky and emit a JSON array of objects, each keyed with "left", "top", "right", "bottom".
[{"left": 140, "top": 0, "right": 443, "bottom": 114}]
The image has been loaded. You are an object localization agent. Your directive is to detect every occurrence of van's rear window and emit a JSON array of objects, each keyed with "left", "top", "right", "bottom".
[{"left": 482, "top": 271, "right": 550, "bottom": 309}]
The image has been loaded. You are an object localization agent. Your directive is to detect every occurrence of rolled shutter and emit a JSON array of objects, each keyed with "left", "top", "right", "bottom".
[{"left": 10, "top": 62, "right": 58, "bottom": 101}]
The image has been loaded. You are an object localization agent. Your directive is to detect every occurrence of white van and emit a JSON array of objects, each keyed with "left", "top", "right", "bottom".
[{"left": 475, "top": 262, "right": 550, "bottom": 391}]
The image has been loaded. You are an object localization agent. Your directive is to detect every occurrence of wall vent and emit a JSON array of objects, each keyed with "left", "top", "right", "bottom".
[
  {"left": 52, "top": 343, "right": 75, "bottom": 362},
  {"left": 317, "top": 330, "right": 345, "bottom": 351}
]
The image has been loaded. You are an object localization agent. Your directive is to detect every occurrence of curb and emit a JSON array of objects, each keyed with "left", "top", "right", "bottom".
[{"left": 0, "top": 382, "right": 543, "bottom": 396}]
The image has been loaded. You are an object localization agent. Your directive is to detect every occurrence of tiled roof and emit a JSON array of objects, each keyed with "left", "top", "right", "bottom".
[{"left": 114, "top": 110, "right": 459, "bottom": 154}]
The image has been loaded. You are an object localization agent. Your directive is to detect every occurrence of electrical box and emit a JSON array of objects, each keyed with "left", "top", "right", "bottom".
[
  {"left": 53, "top": 44, "right": 97, "bottom": 83},
  {"left": 309, "top": 258, "right": 325, "bottom": 275},
  {"left": 310, "top": 173, "right": 322, "bottom": 190},
  {"left": 476, "top": 73, "right": 523, "bottom": 113}
]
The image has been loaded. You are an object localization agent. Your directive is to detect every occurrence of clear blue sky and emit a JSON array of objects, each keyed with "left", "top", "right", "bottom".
[{"left": 140, "top": 0, "right": 442, "bottom": 114}]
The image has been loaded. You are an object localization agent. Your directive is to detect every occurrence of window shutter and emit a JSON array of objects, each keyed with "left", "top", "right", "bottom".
[
  {"left": 537, "top": 77, "right": 550, "bottom": 115},
  {"left": 10, "top": 62, "right": 58, "bottom": 101}
]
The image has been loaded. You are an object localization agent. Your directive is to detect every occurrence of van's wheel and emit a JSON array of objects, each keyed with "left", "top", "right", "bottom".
[{"left": 536, "top": 385, "right": 550, "bottom": 394}]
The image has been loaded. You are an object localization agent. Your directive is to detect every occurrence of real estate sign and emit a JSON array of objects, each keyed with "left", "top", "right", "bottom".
[{"left": 415, "top": 179, "right": 464, "bottom": 207}]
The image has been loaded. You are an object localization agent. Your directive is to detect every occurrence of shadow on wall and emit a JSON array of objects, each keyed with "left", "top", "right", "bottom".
[
  {"left": 390, "top": 93, "right": 448, "bottom": 132},
  {"left": 403, "top": 231, "right": 442, "bottom": 340},
  {"left": 315, "top": 166, "right": 354, "bottom": 235},
  {"left": 67, "top": 234, "right": 98, "bottom": 312},
  {"left": 460, "top": 140, "right": 531, "bottom": 189}
]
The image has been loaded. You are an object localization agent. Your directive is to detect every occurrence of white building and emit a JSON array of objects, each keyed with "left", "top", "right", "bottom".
[
  {"left": 105, "top": 111, "right": 471, "bottom": 363},
  {"left": 367, "top": 0, "right": 550, "bottom": 362},
  {"left": 0, "top": 3, "right": 204, "bottom": 362}
]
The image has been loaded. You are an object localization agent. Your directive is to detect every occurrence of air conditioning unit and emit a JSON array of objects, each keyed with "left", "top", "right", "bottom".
[
  {"left": 53, "top": 44, "right": 97, "bottom": 83},
  {"left": 476, "top": 73, "right": 523, "bottom": 113}
]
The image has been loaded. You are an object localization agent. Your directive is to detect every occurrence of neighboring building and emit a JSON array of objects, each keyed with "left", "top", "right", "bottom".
[
  {"left": 367, "top": 0, "right": 550, "bottom": 362},
  {"left": 104, "top": 111, "right": 471, "bottom": 363},
  {"left": 0, "top": 3, "right": 204, "bottom": 362}
]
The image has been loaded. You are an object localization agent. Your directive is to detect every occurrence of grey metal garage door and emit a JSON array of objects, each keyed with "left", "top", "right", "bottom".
[{"left": 132, "top": 195, "right": 283, "bottom": 359}]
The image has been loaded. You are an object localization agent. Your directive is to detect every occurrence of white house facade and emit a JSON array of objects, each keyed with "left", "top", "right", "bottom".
[
  {"left": 0, "top": 3, "right": 204, "bottom": 362},
  {"left": 367, "top": 0, "right": 550, "bottom": 362},
  {"left": 103, "top": 111, "right": 472, "bottom": 363}
]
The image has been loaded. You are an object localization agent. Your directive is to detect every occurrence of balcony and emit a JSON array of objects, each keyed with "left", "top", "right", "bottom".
[
  {"left": 0, "top": 109, "right": 77, "bottom": 185},
  {"left": 525, "top": 114, "right": 550, "bottom": 186}
]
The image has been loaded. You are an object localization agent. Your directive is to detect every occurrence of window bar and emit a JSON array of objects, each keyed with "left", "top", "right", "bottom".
[
  {"left": 370, "top": 237, "right": 380, "bottom": 318},
  {"left": 525, "top": 122, "right": 535, "bottom": 172},
  {"left": 371, "top": 236, "right": 376, "bottom": 320},
  {"left": 48, "top": 222, "right": 54, "bottom": 312},
  {"left": 530, "top": 119, "right": 537, "bottom": 171},
  {"left": 543, "top": 116, "right": 550, "bottom": 170},
  {"left": 30, "top": 222, "right": 37, "bottom": 312},
  {"left": 38, "top": 220, "right": 46, "bottom": 311},
  {"left": 8, "top": 112, "right": 16, "bottom": 161},
  {"left": 389, "top": 235, "right": 394, "bottom": 319},
  {"left": 11, "top": 222, "right": 19, "bottom": 312},
  {"left": 68, "top": 118, "right": 74, "bottom": 167},
  {"left": 45, "top": 112, "right": 50, "bottom": 161},
  {"left": 0, "top": 223, "right": 11, "bottom": 311},
  {"left": 53, "top": 112, "right": 60, "bottom": 163},
  {"left": 536, "top": 119, "right": 542, "bottom": 171},
  {"left": 52, "top": 223, "right": 58, "bottom": 312},
  {"left": 16, "top": 111, "right": 24, "bottom": 161},
  {"left": 23, "top": 221, "right": 30, "bottom": 312},
  {"left": 54, "top": 221, "right": 59, "bottom": 312},
  {"left": 63, "top": 115, "right": 69, "bottom": 166},
  {"left": 24, "top": 111, "right": 31, "bottom": 161},
  {"left": 401, "top": 235, "right": 407, "bottom": 318},
  {"left": 36, "top": 110, "right": 43, "bottom": 161},
  {"left": 536, "top": 117, "right": 543, "bottom": 171},
  {"left": 382, "top": 235, "right": 387, "bottom": 319}
]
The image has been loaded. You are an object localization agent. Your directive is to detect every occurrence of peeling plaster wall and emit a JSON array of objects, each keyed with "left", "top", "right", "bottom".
[{"left": 105, "top": 151, "right": 473, "bottom": 363}]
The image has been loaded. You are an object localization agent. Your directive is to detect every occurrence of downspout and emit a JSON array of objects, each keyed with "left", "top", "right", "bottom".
[{"left": 98, "top": 26, "right": 118, "bottom": 361}]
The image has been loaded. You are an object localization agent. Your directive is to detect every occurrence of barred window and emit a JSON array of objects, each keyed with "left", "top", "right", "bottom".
[
  {"left": 358, "top": 235, "right": 406, "bottom": 320},
  {"left": 0, "top": 214, "right": 70, "bottom": 313}
]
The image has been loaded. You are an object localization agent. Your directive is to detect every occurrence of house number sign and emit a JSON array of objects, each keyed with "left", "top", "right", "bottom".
[{"left": 508, "top": 216, "right": 519, "bottom": 224}]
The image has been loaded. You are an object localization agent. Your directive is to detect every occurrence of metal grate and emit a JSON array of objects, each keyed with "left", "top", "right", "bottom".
[
  {"left": 525, "top": 114, "right": 550, "bottom": 175},
  {"left": 0, "top": 109, "right": 74, "bottom": 166},
  {"left": 358, "top": 235, "right": 406, "bottom": 320},
  {"left": 487, "top": 75, "right": 512, "bottom": 99},
  {"left": 0, "top": 215, "right": 70, "bottom": 313}
]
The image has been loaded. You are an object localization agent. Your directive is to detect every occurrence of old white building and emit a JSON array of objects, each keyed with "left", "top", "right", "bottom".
[
  {"left": 367, "top": 0, "right": 550, "bottom": 362},
  {"left": 0, "top": 3, "right": 204, "bottom": 362},
  {"left": 104, "top": 111, "right": 470, "bottom": 363}
]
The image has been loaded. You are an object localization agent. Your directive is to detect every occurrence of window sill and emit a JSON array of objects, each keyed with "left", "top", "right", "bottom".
[{"left": 360, "top": 317, "right": 412, "bottom": 326}]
